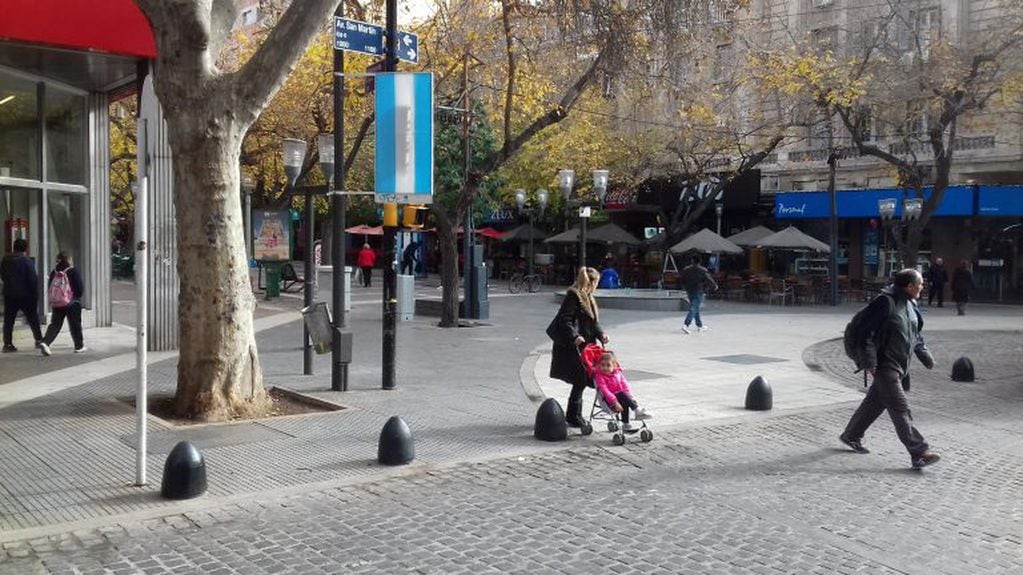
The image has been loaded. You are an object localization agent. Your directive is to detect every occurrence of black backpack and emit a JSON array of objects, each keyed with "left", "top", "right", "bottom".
[{"left": 842, "top": 293, "right": 892, "bottom": 371}]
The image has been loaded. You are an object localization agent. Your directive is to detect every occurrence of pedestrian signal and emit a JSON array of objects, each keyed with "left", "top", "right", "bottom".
[
  {"left": 383, "top": 203, "right": 398, "bottom": 227},
  {"left": 402, "top": 204, "right": 426, "bottom": 229}
]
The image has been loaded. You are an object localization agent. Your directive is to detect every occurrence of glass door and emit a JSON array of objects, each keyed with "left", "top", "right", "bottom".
[{"left": 1, "top": 186, "right": 43, "bottom": 317}]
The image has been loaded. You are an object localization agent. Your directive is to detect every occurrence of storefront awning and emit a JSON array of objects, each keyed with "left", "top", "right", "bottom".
[
  {"left": 775, "top": 185, "right": 975, "bottom": 219},
  {"left": 977, "top": 185, "right": 1023, "bottom": 216},
  {"left": 0, "top": 0, "right": 156, "bottom": 58}
]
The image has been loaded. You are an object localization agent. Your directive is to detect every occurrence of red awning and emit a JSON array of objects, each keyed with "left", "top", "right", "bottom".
[
  {"left": 345, "top": 225, "right": 384, "bottom": 236},
  {"left": 476, "top": 227, "right": 507, "bottom": 240},
  {"left": 0, "top": 0, "right": 156, "bottom": 58}
]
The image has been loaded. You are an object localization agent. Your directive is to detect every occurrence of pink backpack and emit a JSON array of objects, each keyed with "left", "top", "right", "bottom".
[{"left": 48, "top": 268, "right": 74, "bottom": 308}]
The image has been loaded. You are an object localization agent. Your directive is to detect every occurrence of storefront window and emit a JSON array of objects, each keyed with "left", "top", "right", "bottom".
[
  {"left": 44, "top": 85, "right": 87, "bottom": 185},
  {"left": 0, "top": 70, "right": 41, "bottom": 180},
  {"left": 46, "top": 192, "right": 87, "bottom": 301}
]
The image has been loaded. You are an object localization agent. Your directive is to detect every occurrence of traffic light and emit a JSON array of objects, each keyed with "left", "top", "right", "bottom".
[
  {"left": 383, "top": 203, "right": 398, "bottom": 227},
  {"left": 402, "top": 204, "right": 426, "bottom": 229}
]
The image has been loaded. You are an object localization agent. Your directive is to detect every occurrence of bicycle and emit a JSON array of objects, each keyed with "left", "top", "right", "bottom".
[{"left": 509, "top": 272, "right": 542, "bottom": 294}]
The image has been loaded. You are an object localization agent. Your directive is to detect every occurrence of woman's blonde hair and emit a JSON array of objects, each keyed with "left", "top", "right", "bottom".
[{"left": 572, "top": 267, "right": 600, "bottom": 294}]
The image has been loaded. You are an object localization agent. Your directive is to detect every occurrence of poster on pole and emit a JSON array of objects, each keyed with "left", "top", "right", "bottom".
[
  {"left": 253, "top": 210, "right": 292, "bottom": 261},
  {"left": 375, "top": 72, "right": 434, "bottom": 204}
]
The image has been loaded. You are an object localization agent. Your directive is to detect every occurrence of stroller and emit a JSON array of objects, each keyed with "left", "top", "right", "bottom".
[{"left": 577, "top": 343, "right": 654, "bottom": 445}]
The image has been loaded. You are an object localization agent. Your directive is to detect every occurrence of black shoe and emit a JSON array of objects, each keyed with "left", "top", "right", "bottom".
[
  {"left": 839, "top": 433, "right": 870, "bottom": 454},
  {"left": 911, "top": 451, "right": 941, "bottom": 469},
  {"left": 2, "top": 345, "right": 16, "bottom": 353},
  {"left": 565, "top": 417, "right": 583, "bottom": 428}
]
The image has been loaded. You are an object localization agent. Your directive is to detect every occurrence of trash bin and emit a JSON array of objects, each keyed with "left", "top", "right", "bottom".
[
  {"left": 300, "top": 302, "right": 334, "bottom": 354},
  {"left": 265, "top": 261, "right": 282, "bottom": 299},
  {"left": 397, "top": 274, "right": 414, "bottom": 321}
]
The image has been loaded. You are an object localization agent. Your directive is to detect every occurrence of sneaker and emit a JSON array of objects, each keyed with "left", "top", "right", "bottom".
[
  {"left": 2, "top": 345, "right": 17, "bottom": 353},
  {"left": 565, "top": 416, "right": 584, "bottom": 428},
  {"left": 911, "top": 451, "right": 941, "bottom": 469},
  {"left": 634, "top": 407, "right": 654, "bottom": 420},
  {"left": 623, "top": 421, "right": 639, "bottom": 432},
  {"left": 698, "top": 325, "right": 709, "bottom": 332},
  {"left": 39, "top": 342, "right": 51, "bottom": 357},
  {"left": 839, "top": 433, "right": 870, "bottom": 454},
  {"left": 681, "top": 325, "right": 691, "bottom": 334},
  {"left": 74, "top": 347, "right": 88, "bottom": 354}
]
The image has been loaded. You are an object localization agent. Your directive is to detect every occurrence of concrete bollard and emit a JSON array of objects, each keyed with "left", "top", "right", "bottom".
[
  {"left": 534, "top": 397, "right": 568, "bottom": 442},
  {"left": 378, "top": 416, "right": 415, "bottom": 465},
  {"left": 951, "top": 357, "right": 975, "bottom": 382},
  {"left": 744, "top": 376, "right": 773, "bottom": 411},
  {"left": 161, "top": 441, "right": 207, "bottom": 500}
]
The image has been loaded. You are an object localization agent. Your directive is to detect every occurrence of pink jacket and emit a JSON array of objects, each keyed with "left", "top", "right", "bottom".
[{"left": 593, "top": 367, "right": 632, "bottom": 407}]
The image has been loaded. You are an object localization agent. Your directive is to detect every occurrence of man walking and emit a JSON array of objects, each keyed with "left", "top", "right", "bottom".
[
  {"left": 927, "top": 257, "right": 947, "bottom": 307},
  {"left": 1, "top": 239, "right": 44, "bottom": 352},
  {"left": 840, "top": 268, "right": 941, "bottom": 469},
  {"left": 680, "top": 255, "right": 717, "bottom": 334}
]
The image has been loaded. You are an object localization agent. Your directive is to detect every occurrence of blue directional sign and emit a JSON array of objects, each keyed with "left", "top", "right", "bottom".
[{"left": 334, "top": 17, "right": 420, "bottom": 63}]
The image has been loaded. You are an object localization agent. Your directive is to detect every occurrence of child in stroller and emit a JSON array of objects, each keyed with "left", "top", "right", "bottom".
[{"left": 580, "top": 344, "right": 654, "bottom": 444}]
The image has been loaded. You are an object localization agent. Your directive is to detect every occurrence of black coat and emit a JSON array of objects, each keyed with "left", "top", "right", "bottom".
[
  {"left": 951, "top": 268, "right": 973, "bottom": 302},
  {"left": 548, "top": 290, "right": 604, "bottom": 385},
  {"left": 1, "top": 253, "right": 38, "bottom": 300}
]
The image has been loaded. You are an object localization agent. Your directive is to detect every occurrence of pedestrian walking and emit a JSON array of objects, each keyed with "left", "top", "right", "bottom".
[
  {"left": 951, "top": 259, "right": 974, "bottom": 316},
  {"left": 39, "top": 251, "right": 86, "bottom": 356},
  {"left": 1, "top": 238, "right": 44, "bottom": 352},
  {"left": 546, "top": 267, "right": 608, "bottom": 428},
  {"left": 400, "top": 241, "right": 419, "bottom": 276},
  {"left": 356, "top": 243, "right": 376, "bottom": 288},
  {"left": 840, "top": 268, "right": 940, "bottom": 469},
  {"left": 680, "top": 255, "right": 718, "bottom": 333},
  {"left": 926, "top": 257, "right": 948, "bottom": 307}
]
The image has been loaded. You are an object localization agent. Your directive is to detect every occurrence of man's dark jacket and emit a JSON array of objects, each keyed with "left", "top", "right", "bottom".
[
  {"left": 1, "top": 253, "right": 38, "bottom": 300},
  {"left": 855, "top": 287, "right": 934, "bottom": 378},
  {"left": 680, "top": 264, "right": 718, "bottom": 295}
]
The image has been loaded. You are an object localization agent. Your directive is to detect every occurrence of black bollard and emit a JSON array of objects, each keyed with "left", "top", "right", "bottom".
[
  {"left": 745, "top": 375, "right": 773, "bottom": 411},
  {"left": 951, "top": 357, "right": 975, "bottom": 382},
  {"left": 378, "top": 415, "right": 415, "bottom": 465},
  {"left": 534, "top": 397, "right": 568, "bottom": 442},
  {"left": 160, "top": 441, "right": 207, "bottom": 500}
]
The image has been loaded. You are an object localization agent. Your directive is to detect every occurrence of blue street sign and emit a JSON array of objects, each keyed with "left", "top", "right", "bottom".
[
  {"left": 334, "top": 17, "right": 420, "bottom": 63},
  {"left": 375, "top": 73, "right": 434, "bottom": 204}
]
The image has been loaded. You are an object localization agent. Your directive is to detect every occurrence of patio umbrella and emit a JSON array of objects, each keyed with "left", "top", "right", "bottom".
[
  {"left": 756, "top": 226, "right": 831, "bottom": 252},
  {"left": 726, "top": 225, "right": 775, "bottom": 247},
  {"left": 476, "top": 226, "right": 507, "bottom": 240},
  {"left": 543, "top": 227, "right": 581, "bottom": 244},
  {"left": 500, "top": 223, "right": 548, "bottom": 242},
  {"left": 586, "top": 223, "right": 641, "bottom": 246},
  {"left": 345, "top": 224, "right": 384, "bottom": 236},
  {"left": 669, "top": 228, "right": 743, "bottom": 254}
]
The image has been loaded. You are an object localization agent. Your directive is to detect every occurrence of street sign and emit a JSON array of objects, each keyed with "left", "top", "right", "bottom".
[
  {"left": 334, "top": 17, "right": 420, "bottom": 63},
  {"left": 375, "top": 73, "right": 434, "bottom": 204}
]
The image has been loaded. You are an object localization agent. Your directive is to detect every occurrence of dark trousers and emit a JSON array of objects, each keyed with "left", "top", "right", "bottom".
[
  {"left": 2, "top": 296, "right": 43, "bottom": 346},
  {"left": 400, "top": 260, "right": 414, "bottom": 275},
  {"left": 567, "top": 381, "right": 587, "bottom": 423},
  {"left": 928, "top": 284, "right": 944, "bottom": 306},
  {"left": 844, "top": 368, "right": 928, "bottom": 457},
  {"left": 360, "top": 266, "right": 373, "bottom": 287},
  {"left": 42, "top": 302, "right": 83, "bottom": 350},
  {"left": 615, "top": 391, "right": 638, "bottom": 423}
]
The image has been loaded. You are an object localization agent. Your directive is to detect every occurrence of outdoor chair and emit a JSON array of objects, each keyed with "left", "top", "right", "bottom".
[
  {"left": 281, "top": 263, "right": 306, "bottom": 293},
  {"left": 724, "top": 277, "right": 747, "bottom": 301},
  {"left": 768, "top": 278, "right": 794, "bottom": 306}
]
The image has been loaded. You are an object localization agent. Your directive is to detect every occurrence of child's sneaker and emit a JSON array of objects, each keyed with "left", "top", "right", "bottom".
[
  {"left": 623, "top": 421, "right": 640, "bottom": 432},
  {"left": 634, "top": 407, "right": 654, "bottom": 420}
]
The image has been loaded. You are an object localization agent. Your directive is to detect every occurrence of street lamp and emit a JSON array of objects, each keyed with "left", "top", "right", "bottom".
[
  {"left": 281, "top": 138, "right": 306, "bottom": 187},
  {"left": 878, "top": 197, "right": 923, "bottom": 273},
  {"left": 515, "top": 188, "right": 548, "bottom": 283},
  {"left": 282, "top": 138, "right": 320, "bottom": 376},
  {"left": 714, "top": 202, "right": 724, "bottom": 236}
]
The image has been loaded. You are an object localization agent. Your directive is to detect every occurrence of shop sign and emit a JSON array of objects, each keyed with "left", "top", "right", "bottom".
[
  {"left": 977, "top": 259, "right": 1004, "bottom": 267},
  {"left": 863, "top": 228, "right": 879, "bottom": 265}
]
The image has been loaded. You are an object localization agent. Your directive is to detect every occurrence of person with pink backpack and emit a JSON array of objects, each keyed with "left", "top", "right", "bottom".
[{"left": 39, "top": 251, "right": 86, "bottom": 356}]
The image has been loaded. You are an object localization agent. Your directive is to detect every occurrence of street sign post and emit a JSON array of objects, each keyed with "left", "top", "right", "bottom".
[{"left": 334, "top": 17, "right": 419, "bottom": 63}]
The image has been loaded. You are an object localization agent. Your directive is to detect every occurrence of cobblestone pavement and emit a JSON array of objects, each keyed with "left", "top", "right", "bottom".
[{"left": 2, "top": 394, "right": 1022, "bottom": 575}]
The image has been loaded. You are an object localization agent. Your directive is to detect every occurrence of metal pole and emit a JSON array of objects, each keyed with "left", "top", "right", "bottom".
[
  {"left": 579, "top": 213, "right": 587, "bottom": 270},
  {"left": 382, "top": 0, "right": 397, "bottom": 390},
  {"left": 828, "top": 152, "right": 839, "bottom": 306},
  {"left": 527, "top": 212, "right": 534, "bottom": 279},
  {"left": 331, "top": 3, "right": 348, "bottom": 391},
  {"left": 460, "top": 52, "right": 474, "bottom": 318},
  {"left": 304, "top": 189, "right": 315, "bottom": 374},
  {"left": 134, "top": 117, "right": 148, "bottom": 487}
]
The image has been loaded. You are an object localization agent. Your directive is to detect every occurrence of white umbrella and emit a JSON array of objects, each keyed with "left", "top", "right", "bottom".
[
  {"left": 756, "top": 226, "right": 831, "bottom": 252},
  {"left": 726, "top": 225, "right": 775, "bottom": 247},
  {"left": 669, "top": 228, "right": 743, "bottom": 254}
]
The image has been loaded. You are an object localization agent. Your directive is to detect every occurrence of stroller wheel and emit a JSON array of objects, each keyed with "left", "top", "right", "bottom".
[
  {"left": 607, "top": 421, "right": 618, "bottom": 432},
  {"left": 612, "top": 433, "right": 626, "bottom": 446},
  {"left": 580, "top": 423, "right": 594, "bottom": 436},
  {"left": 640, "top": 429, "right": 653, "bottom": 443}
]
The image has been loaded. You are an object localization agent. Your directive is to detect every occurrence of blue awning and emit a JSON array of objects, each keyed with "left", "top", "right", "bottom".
[
  {"left": 775, "top": 185, "right": 975, "bottom": 219},
  {"left": 977, "top": 185, "right": 1023, "bottom": 216}
]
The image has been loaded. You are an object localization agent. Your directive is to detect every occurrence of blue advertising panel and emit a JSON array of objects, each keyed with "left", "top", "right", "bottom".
[
  {"left": 775, "top": 185, "right": 975, "bottom": 219},
  {"left": 977, "top": 185, "right": 1023, "bottom": 216}
]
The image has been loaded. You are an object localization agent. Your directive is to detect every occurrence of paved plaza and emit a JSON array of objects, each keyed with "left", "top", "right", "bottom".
[{"left": 1, "top": 278, "right": 1021, "bottom": 574}]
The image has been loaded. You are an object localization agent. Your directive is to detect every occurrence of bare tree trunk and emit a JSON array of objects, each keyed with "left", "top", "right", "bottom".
[
  {"left": 433, "top": 210, "right": 460, "bottom": 327},
  {"left": 170, "top": 130, "right": 267, "bottom": 420}
]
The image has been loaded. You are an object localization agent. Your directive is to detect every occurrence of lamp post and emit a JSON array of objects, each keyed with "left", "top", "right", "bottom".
[
  {"left": 282, "top": 138, "right": 317, "bottom": 376},
  {"left": 714, "top": 202, "right": 723, "bottom": 236},
  {"left": 878, "top": 197, "right": 923, "bottom": 274},
  {"left": 241, "top": 173, "right": 255, "bottom": 260},
  {"left": 558, "top": 168, "right": 609, "bottom": 271},
  {"left": 516, "top": 188, "right": 548, "bottom": 281}
]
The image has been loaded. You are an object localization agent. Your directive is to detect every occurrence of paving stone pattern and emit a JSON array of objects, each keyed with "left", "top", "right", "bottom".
[{"left": 2, "top": 398, "right": 1022, "bottom": 574}]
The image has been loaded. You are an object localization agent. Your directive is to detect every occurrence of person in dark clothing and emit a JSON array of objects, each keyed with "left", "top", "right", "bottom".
[
  {"left": 547, "top": 267, "right": 608, "bottom": 427},
  {"left": 926, "top": 257, "right": 947, "bottom": 307},
  {"left": 39, "top": 251, "right": 86, "bottom": 355},
  {"left": 400, "top": 241, "right": 419, "bottom": 276},
  {"left": 951, "top": 259, "right": 974, "bottom": 316},
  {"left": 840, "top": 268, "right": 941, "bottom": 469},
  {"left": 680, "top": 255, "right": 718, "bottom": 333},
  {"left": 1, "top": 238, "right": 44, "bottom": 352}
]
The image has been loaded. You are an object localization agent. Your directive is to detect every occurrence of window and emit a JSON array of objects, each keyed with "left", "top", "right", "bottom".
[
  {"left": 811, "top": 0, "right": 833, "bottom": 8},
  {"left": 810, "top": 110, "right": 833, "bottom": 149},
  {"left": 0, "top": 70, "right": 40, "bottom": 180},
  {"left": 44, "top": 84, "right": 87, "bottom": 185},
  {"left": 853, "top": 107, "right": 875, "bottom": 142},
  {"left": 916, "top": 7, "right": 940, "bottom": 60}
]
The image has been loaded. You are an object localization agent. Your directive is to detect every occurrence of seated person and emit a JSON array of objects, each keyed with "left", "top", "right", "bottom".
[{"left": 598, "top": 266, "right": 620, "bottom": 289}]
